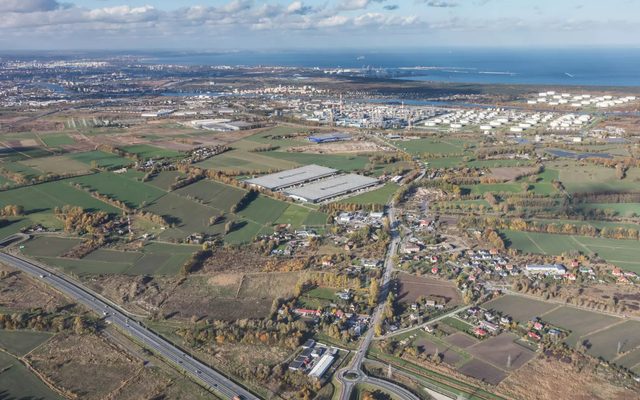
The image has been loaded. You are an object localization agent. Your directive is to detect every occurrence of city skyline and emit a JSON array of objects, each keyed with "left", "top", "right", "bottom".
[{"left": 1, "top": 0, "right": 640, "bottom": 50}]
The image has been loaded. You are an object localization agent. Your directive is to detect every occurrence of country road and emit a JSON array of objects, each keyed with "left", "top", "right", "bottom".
[{"left": 0, "top": 251, "right": 258, "bottom": 400}]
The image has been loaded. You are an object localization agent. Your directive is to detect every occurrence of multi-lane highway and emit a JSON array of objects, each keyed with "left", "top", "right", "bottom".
[{"left": 0, "top": 251, "right": 258, "bottom": 400}]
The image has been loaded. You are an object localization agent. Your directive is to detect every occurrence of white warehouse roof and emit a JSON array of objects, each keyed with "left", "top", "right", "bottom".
[
  {"left": 245, "top": 164, "right": 337, "bottom": 191},
  {"left": 285, "top": 174, "right": 379, "bottom": 203}
]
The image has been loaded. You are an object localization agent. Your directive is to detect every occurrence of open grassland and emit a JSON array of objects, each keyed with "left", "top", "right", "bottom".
[
  {"left": 21, "top": 236, "right": 82, "bottom": 258},
  {"left": 40, "top": 134, "right": 74, "bottom": 147},
  {"left": 467, "top": 159, "right": 534, "bottom": 168},
  {"left": 68, "top": 151, "right": 131, "bottom": 169},
  {"left": 502, "top": 230, "right": 640, "bottom": 273},
  {"left": 483, "top": 295, "right": 557, "bottom": 321},
  {"left": 425, "top": 156, "right": 466, "bottom": 168},
  {"left": 21, "top": 155, "right": 90, "bottom": 175},
  {"left": 0, "top": 180, "right": 120, "bottom": 215},
  {"left": 244, "top": 126, "right": 310, "bottom": 149},
  {"left": 146, "top": 170, "right": 185, "bottom": 190},
  {"left": 71, "top": 172, "right": 166, "bottom": 209},
  {"left": 195, "top": 149, "right": 298, "bottom": 172},
  {"left": 0, "top": 351, "right": 62, "bottom": 400},
  {"left": 121, "top": 144, "right": 181, "bottom": 159},
  {"left": 551, "top": 161, "right": 640, "bottom": 193},
  {"left": 538, "top": 306, "right": 620, "bottom": 347},
  {"left": 584, "top": 321, "right": 640, "bottom": 361},
  {"left": 0, "top": 329, "right": 54, "bottom": 357},
  {"left": 274, "top": 204, "right": 328, "bottom": 227},
  {"left": 338, "top": 183, "right": 398, "bottom": 206},
  {"left": 175, "top": 179, "right": 246, "bottom": 211},
  {"left": 577, "top": 203, "right": 640, "bottom": 217},
  {"left": 264, "top": 151, "right": 370, "bottom": 171},
  {"left": 238, "top": 196, "right": 289, "bottom": 225},
  {"left": 29, "top": 241, "right": 197, "bottom": 276},
  {"left": 394, "top": 138, "right": 469, "bottom": 155},
  {"left": 1, "top": 161, "right": 42, "bottom": 179}
]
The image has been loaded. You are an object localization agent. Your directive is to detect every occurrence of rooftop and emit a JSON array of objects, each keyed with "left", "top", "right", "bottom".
[
  {"left": 245, "top": 164, "right": 337, "bottom": 191},
  {"left": 285, "top": 174, "right": 379, "bottom": 203}
]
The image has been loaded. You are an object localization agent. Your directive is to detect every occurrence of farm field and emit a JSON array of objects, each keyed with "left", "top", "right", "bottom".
[
  {"left": 551, "top": 161, "right": 640, "bottom": 193},
  {"left": 195, "top": 149, "right": 298, "bottom": 172},
  {"left": 175, "top": 179, "right": 246, "bottom": 212},
  {"left": 457, "top": 358, "right": 507, "bottom": 385},
  {"left": 21, "top": 236, "right": 82, "bottom": 257},
  {"left": 338, "top": 183, "right": 398, "bottom": 206},
  {"left": 577, "top": 203, "right": 640, "bottom": 217},
  {"left": 264, "top": 151, "right": 370, "bottom": 171},
  {"left": 583, "top": 321, "right": 640, "bottom": 361},
  {"left": 0, "top": 180, "right": 120, "bottom": 220},
  {"left": 0, "top": 329, "right": 54, "bottom": 356},
  {"left": 274, "top": 204, "right": 328, "bottom": 228},
  {"left": 146, "top": 170, "right": 185, "bottom": 190},
  {"left": 466, "top": 333, "right": 536, "bottom": 371},
  {"left": 0, "top": 351, "right": 62, "bottom": 400},
  {"left": 425, "top": 156, "right": 465, "bottom": 168},
  {"left": 20, "top": 155, "right": 90, "bottom": 175},
  {"left": 502, "top": 230, "right": 640, "bottom": 273},
  {"left": 538, "top": 307, "right": 621, "bottom": 347},
  {"left": 70, "top": 172, "right": 166, "bottom": 209},
  {"left": 40, "top": 134, "right": 74, "bottom": 147},
  {"left": 121, "top": 144, "right": 181, "bottom": 159},
  {"left": 483, "top": 295, "right": 558, "bottom": 322},
  {"left": 22, "top": 238, "right": 197, "bottom": 276},
  {"left": 397, "top": 273, "right": 462, "bottom": 305},
  {"left": 443, "top": 332, "right": 478, "bottom": 349},
  {"left": 394, "top": 138, "right": 468, "bottom": 155},
  {"left": 68, "top": 151, "right": 131, "bottom": 169}
]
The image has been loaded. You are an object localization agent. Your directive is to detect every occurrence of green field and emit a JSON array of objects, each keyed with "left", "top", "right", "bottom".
[
  {"left": 244, "top": 126, "right": 310, "bottom": 149},
  {"left": 175, "top": 179, "right": 246, "bottom": 211},
  {"left": 71, "top": 172, "right": 166, "bottom": 208},
  {"left": 462, "top": 183, "right": 522, "bottom": 195},
  {"left": 395, "top": 138, "right": 468, "bottom": 155},
  {"left": 1, "top": 161, "right": 42, "bottom": 179},
  {"left": 0, "top": 180, "right": 120, "bottom": 215},
  {"left": 20, "top": 155, "right": 91, "bottom": 175},
  {"left": 21, "top": 236, "right": 82, "bottom": 258},
  {"left": 552, "top": 161, "right": 640, "bottom": 193},
  {"left": 238, "top": 196, "right": 289, "bottom": 225},
  {"left": 33, "top": 242, "right": 198, "bottom": 276},
  {"left": 274, "top": 204, "right": 328, "bottom": 228},
  {"left": 466, "top": 159, "right": 533, "bottom": 168},
  {"left": 264, "top": 151, "right": 370, "bottom": 172},
  {"left": 40, "top": 134, "right": 74, "bottom": 147},
  {"left": 338, "top": 183, "right": 398, "bottom": 206},
  {"left": 146, "top": 171, "right": 185, "bottom": 191},
  {"left": 425, "top": 156, "right": 465, "bottom": 169},
  {"left": 121, "top": 144, "right": 181, "bottom": 159},
  {"left": 502, "top": 230, "right": 640, "bottom": 272},
  {"left": 577, "top": 203, "right": 640, "bottom": 217},
  {"left": 195, "top": 149, "right": 298, "bottom": 172},
  {"left": 68, "top": 151, "right": 131, "bottom": 169},
  {"left": 0, "top": 329, "right": 54, "bottom": 356},
  {"left": 0, "top": 351, "right": 62, "bottom": 400}
]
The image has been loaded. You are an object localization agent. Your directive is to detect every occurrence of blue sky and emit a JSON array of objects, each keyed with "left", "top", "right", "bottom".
[{"left": 1, "top": 0, "right": 639, "bottom": 50}]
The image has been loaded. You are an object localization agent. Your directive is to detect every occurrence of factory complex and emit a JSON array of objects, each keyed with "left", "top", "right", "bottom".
[{"left": 246, "top": 164, "right": 379, "bottom": 203}]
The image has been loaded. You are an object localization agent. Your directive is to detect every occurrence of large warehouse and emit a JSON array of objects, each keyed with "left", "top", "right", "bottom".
[
  {"left": 285, "top": 174, "right": 379, "bottom": 203},
  {"left": 245, "top": 164, "right": 337, "bottom": 191}
]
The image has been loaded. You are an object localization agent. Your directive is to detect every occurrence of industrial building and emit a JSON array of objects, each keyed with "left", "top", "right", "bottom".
[
  {"left": 245, "top": 164, "right": 337, "bottom": 191},
  {"left": 285, "top": 174, "right": 379, "bottom": 203},
  {"left": 525, "top": 264, "right": 567, "bottom": 275},
  {"left": 308, "top": 354, "right": 335, "bottom": 379},
  {"left": 308, "top": 132, "right": 351, "bottom": 143}
]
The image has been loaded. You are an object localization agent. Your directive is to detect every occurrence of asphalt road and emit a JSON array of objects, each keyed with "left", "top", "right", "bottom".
[
  {"left": 337, "top": 206, "right": 420, "bottom": 400},
  {"left": 0, "top": 251, "right": 258, "bottom": 400}
]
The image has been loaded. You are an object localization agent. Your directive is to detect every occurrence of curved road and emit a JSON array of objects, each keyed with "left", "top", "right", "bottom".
[{"left": 0, "top": 251, "right": 258, "bottom": 400}]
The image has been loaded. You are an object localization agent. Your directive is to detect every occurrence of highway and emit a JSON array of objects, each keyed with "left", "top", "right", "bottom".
[{"left": 0, "top": 251, "right": 258, "bottom": 400}]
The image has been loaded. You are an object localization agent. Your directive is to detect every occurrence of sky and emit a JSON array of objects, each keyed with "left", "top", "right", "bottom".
[{"left": 1, "top": 0, "right": 639, "bottom": 50}]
